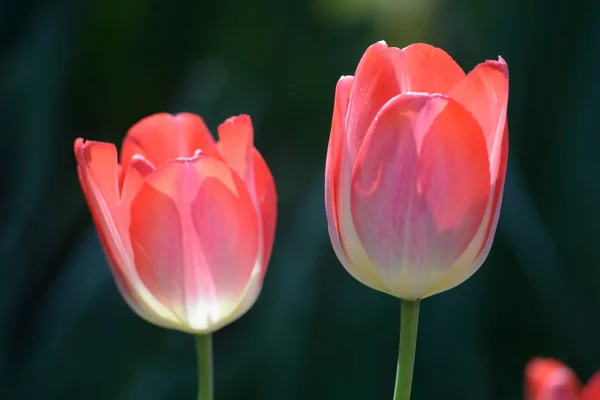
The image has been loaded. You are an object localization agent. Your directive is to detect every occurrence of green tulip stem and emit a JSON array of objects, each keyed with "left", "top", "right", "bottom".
[
  {"left": 195, "top": 334, "right": 214, "bottom": 400},
  {"left": 393, "top": 299, "right": 421, "bottom": 400}
]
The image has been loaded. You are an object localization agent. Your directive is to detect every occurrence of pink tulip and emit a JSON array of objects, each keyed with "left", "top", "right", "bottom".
[
  {"left": 75, "top": 113, "right": 276, "bottom": 333},
  {"left": 525, "top": 357, "right": 600, "bottom": 400},
  {"left": 325, "top": 41, "right": 509, "bottom": 299}
]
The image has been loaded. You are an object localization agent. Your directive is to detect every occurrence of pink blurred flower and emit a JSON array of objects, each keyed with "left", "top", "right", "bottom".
[{"left": 525, "top": 357, "right": 600, "bottom": 400}]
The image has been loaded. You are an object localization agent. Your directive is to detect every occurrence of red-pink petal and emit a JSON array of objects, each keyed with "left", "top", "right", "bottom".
[
  {"left": 216, "top": 115, "right": 277, "bottom": 277},
  {"left": 345, "top": 41, "right": 400, "bottom": 166},
  {"left": 387, "top": 43, "right": 466, "bottom": 94},
  {"left": 120, "top": 155, "right": 156, "bottom": 208},
  {"left": 129, "top": 181, "right": 185, "bottom": 315},
  {"left": 128, "top": 155, "right": 259, "bottom": 329},
  {"left": 325, "top": 76, "right": 354, "bottom": 268},
  {"left": 473, "top": 122, "right": 509, "bottom": 263},
  {"left": 525, "top": 358, "right": 581, "bottom": 400},
  {"left": 448, "top": 58, "right": 509, "bottom": 182},
  {"left": 120, "top": 113, "right": 219, "bottom": 187},
  {"left": 216, "top": 115, "right": 254, "bottom": 188},
  {"left": 74, "top": 139, "right": 140, "bottom": 313},
  {"left": 581, "top": 371, "right": 600, "bottom": 400},
  {"left": 75, "top": 139, "right": 120, "bottom": 212},
  {"left": 351, "top": 93, "right": 490, "bottom": 291},
  {"left": 253, "top": 149, "right": 277, "bottom": 276},
  {"left": 424, "top": 122, "right": 509, "bottom": 297}
]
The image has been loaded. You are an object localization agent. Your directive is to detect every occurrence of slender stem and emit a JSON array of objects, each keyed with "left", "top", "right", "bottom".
[
  {"left": 195, "top": 334, "right": 214, "bottom": 400},
  {"left": 393, "top": 299, "right": 421, "bottom": 400}
]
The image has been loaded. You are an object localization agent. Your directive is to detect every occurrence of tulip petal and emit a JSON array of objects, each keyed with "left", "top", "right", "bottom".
[
  {"left": 120, "top": 155, "right": 155, "bottom": 206},
  {"left": 449, "top": 58, "right": 509, "bottom": 183},
  {"left": 423, "top": 124, "right": 508, "bottom": 297},
  {"left": 581, "top": 371, "right": 600, "bottom": 400},
  {"left": 351, "top": 93, "right": 490, "bottom": 299},
  {"left": 333, "top": 43, "right": 401, "bottom": 293},
  {"left": 426, "top": 60, "right": 509, "bottom": 296},
  {"left": 388, "top": 43, "right": 466, "bottom": 94},
  {"left": 213, "top": 150, "right": 276, "bottom": 327},
  {"left": 75, "top": 139, "right": 120, "bottom": 213},
  {"left": 473, "top": 122, "right": 508, "bottom": 263},
  {"left": 345, "top": 41, "right": 400, "bottom": 164},
  {"left": 253, "top": 149, "right": 277, "bottom": 276},
  {"left": 216, "top": 115, "right": 276, "bottom": 278},
  {"left": 120, "top": 113, "right": 219, "bottom": 186},
  {"left": 219, "top": 149, "right": 278, "bottom": 322},
  {"left": 325, "top": 76, "right": 354, "bottom": 270},
  {"left": 129, "top": 154, "right": 260, "bottom": 332},
  {"left": 75, "top": 139, "right": 156, "bottom": 321},
  {"left": 216, "top": 115, "right": 254, "bottom": 190},
  {"left": 75, "top": 140, "right": 128, "bottom": 283},
  {"left": 129, "top": 181, "right": 186, "bottom": 319}
]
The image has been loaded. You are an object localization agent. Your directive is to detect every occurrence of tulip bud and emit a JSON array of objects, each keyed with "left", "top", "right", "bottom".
[
  {"left": 581, "top": 371, "right": 600, "bottom": 400},
  {"left": 75, "top": 113, "right": 277, "bottom": 333},
  {"left": 525, "top": 358, "right": 581, "bottom": 400},
  {"left": 325, "top": 41, "right": 509, "bottom": 299}
]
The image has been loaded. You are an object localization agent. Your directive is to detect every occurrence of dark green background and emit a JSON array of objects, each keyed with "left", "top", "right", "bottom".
[{"left": 1, "top": 0, "right": 599, "bottom": 399}]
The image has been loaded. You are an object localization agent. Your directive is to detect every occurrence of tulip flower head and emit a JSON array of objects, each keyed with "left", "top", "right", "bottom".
[
  {"left": 75, "top": 113, "right": 276, "bottom": 333},
  {"left": 525, "top": 357, "right": 600, "bottom": 400},
  {"left": 325, "top": 41, "right": 509, "bottom": 299}
]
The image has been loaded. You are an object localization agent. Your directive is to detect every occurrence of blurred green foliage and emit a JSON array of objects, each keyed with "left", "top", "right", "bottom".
[{"left": 1, "top": 0, "right": 599, "bottom": 399}]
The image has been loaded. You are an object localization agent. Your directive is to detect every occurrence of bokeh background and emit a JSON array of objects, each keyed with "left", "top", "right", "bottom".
[{"left": 1, "top": 0, "right": 599, "bottom": 399}]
